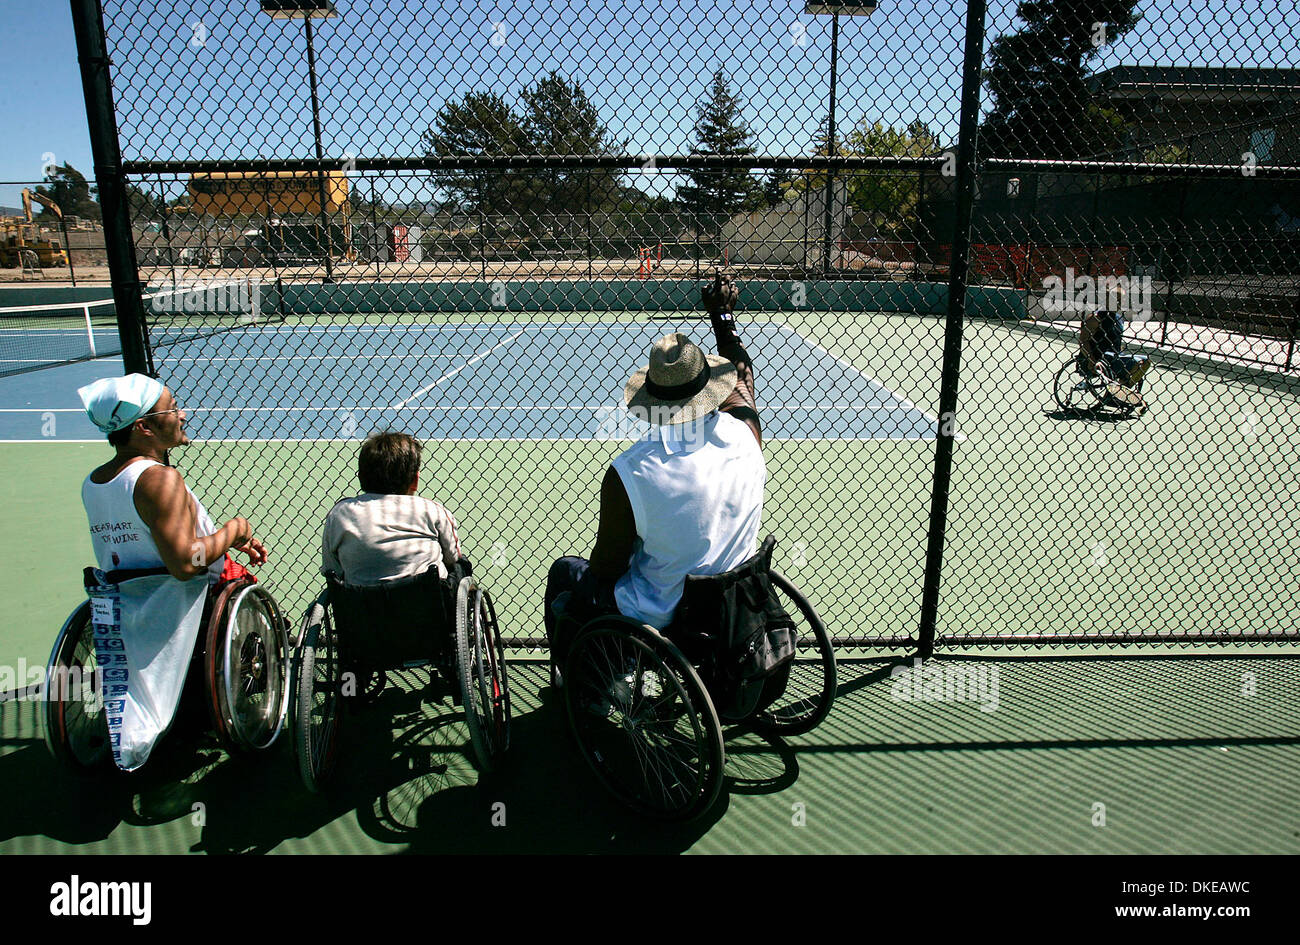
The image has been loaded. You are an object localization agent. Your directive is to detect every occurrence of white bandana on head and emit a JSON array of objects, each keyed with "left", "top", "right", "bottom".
[{"left": 77, "top": 374, "right": 165, "bottom": 434}]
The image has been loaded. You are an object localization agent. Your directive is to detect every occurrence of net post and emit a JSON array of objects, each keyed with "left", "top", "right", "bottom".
[
  {"left": 70, "top": 0, "right": 151, "bottom": 376},
  {"left": 83, "top": 303, "right": 97, "bottom": 357},
  {"left": 916, "top": 0, "right": 987, "bottom": 661}
]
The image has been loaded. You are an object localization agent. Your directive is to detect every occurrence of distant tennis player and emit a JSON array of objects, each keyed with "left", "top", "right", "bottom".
[
  {"left": 78, "top": 374, "right": 268, "bottom": 581},
  {"left": 544, "top": 269, "right": 765, "bottom": 681}
]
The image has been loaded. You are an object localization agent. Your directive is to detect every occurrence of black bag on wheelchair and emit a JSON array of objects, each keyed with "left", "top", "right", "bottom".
[{"left": 669, "top": 536, "right": 797, "bottom": 721}]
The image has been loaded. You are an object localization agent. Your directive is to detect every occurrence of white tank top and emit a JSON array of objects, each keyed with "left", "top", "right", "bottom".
[
  {"left": 611, "top": 411, "right": 766, "bottom": 629},
  {"left": 82, "top": 459, "right": 223, "bottom": 578}
]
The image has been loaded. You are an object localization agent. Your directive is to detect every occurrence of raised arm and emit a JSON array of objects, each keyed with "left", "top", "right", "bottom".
[{"left": 702, "top": 269, "right": 761, "bottom": 446}]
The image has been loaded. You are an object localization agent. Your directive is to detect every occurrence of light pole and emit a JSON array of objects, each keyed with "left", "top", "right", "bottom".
[
  {"left": 261, "top": 1, "right": 337, "bottom": 283},
  {"left": 805, "top": 2, "right": 876, "bottom": 277}
]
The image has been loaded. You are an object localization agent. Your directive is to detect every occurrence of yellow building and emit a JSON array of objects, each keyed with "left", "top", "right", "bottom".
[{"left": 188, "top": 171, "right": 350, "bottom": 217}]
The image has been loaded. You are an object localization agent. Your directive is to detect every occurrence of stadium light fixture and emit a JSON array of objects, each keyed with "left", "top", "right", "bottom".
[
  {"left": 260, "top": 1, "right": 337, "bottom": 19},
  {"left": 261, "top": 0, "right": 338, "bottom": 281},
  {"left": 804, "top": 2, "right": 878, "bottom": 275}
]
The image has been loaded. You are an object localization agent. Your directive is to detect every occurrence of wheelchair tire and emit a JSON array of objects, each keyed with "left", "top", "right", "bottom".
[
  {"left": 455, "top": 578, "right": 511, "bottom": 773},
  {"left": 751, "top": 572, "right": 837, "bottom": 737},
  {"left": 564, "top": 617, "right": 724, "bottom": 821},
  {"left": 1053, "top": 358, "right": 1100, "bottom": 413},
  {"left": 205, "top": 580, "right": 288, "bottom": 754},
  {"left": 293, "top": 594, "right": 341, "bottom": 793},
  {"left": 43, "top": 602, "right": 112, "bottom": 774}
]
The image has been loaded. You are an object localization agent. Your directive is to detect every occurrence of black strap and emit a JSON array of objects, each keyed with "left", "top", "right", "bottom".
[
  {"left": 87, "top": 565, "right": 172, "bottom": 587},
  {"left": 645, "top": 361, "right": 711, "bottom": 400}
]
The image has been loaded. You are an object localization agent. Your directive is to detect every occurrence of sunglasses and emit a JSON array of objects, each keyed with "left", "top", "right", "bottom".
[{"left": 137, "top": 405, "right": 184, "bottom": 421}]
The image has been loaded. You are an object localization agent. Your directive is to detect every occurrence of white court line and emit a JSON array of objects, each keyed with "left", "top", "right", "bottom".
[
  {"left": 155, "top": 354, "right": 459, "bottom": 363},
  {"left": 391, "top": 328, "right": 527, "bottom": 408},
  {"left": 0, "top": 403, "right": 914, "bottom": 413},
  {"left": 145, "top": 321, "right": 780, "bottom": 334},
  {"left": 775, "top": 326, "right": 942, "bottom": 425}
]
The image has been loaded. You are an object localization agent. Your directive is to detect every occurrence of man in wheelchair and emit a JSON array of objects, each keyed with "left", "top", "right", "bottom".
[
  {"left": 69, "top": 374, "right": 274, "bottom": 770},
  {"left": 321, "top": 431, "right": 465, "bottom": 586},
  {"left": 298, "top": 432, "right": 508, "bottom": 786},
  {"left": 320, "top": 430, "right": 471, "bottom": 697},
  {"left": 544, "top": 270, "right": 767, "bottom": 681},
  {"left": 1080, "top": 309, "right": 1151, "bottom": 389}
]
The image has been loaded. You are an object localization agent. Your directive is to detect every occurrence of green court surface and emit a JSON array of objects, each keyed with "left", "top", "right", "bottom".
[
  {"left": 2, "top": 657, "right": 1297, "bottom": 854},
  {"left": 1, "top": 310, "right": 1297, "bottom": 852}
]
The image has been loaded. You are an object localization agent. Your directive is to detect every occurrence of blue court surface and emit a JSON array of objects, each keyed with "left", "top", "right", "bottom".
[{"left": 0, "top": 321, "right": 936, "bottom": 441}]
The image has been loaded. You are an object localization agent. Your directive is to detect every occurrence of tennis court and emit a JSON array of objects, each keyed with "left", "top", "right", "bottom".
[
  {"left": 4, "top": 0, "right": 1299, "bottom": 857},
  {"left": 0, "top": 319, "right": 937, "bottom": 441}
]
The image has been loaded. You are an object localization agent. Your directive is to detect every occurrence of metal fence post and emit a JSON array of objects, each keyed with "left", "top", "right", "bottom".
[
  {"left": 916, "top": 0, "right": 987, "bottom": 659},
  {"left": 70, "top": 0, "right": 150, "bottom": 375}
]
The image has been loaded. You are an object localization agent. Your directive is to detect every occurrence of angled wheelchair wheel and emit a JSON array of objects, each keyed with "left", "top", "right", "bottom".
[
  {"left": 455, "top": 578, "right": 512, "bottom": 773},
  {"left": 751, "top": 572, "right": 837, "bottom": 737},
  {"left": 564, "top": 616, "right": 725, "bottom": 821},
  {"left": 43, "top": 602, "right": 112, "bottom": 773},
  {"left": 1053, "top": 358, "right": 1102, "bottom": 413},
  {"left": 206, "top": 580, "right": 288, "bottom": 753},
  {"left": 293, "top": 593, "right": 341, "bottom": 793}
]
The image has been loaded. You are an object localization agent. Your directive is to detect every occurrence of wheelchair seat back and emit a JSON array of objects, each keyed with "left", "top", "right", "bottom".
[
  {"left": 667, "top": 535, "right": 797, "bottom": 721},
  {"left": 325, "top": 565, "right": 454, "bottom": 676}
]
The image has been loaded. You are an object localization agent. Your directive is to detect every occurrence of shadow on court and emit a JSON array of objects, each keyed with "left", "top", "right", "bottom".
[
  {"left": 4, "top": 664, "right": 803, "bottom": 853},
  {"left": 6, "top": 654, "right": 1295, "bottom": 853}
]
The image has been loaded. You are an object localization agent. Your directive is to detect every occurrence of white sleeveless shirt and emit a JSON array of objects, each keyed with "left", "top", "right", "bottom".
[
  {"left": 82, "top": 459, "right": 223, "bottom": 579},
  {"left": 611, "top": 411, "right": 765, "bottom": 629}
]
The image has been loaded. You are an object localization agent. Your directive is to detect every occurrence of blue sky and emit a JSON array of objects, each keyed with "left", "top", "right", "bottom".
[{"left": 2, "top": 0, "right": 1296, "bottom": 209}]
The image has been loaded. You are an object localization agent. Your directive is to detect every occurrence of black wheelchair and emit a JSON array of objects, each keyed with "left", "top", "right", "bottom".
[
  {"left": 44, "top": 566, "right": 290, "bottom": 773},
  {"left": 291, "top": 561, "right": 511, "bottom": 792},
  {"left": 553, "top": 537, "right": 836, "bottom": 820},
  {"left": 1053, "top": 353, "right": 1150, "bottom": 417}
]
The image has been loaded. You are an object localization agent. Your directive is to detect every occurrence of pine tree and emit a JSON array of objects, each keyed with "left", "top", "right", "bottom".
[
  {"left": 520, "top": 71, "right": 624, "bottom": 212},
  {"left": 34, "top": 164, "right": 100, "bottom": 221},
  {"left": 980, "top": 0, "right": 1141, "bottom": 158},
  {"left": 422, "top": 91, "right": 530, "bottom": 214},
  {"left": 677, "top": 70, "right": 760, "bottom": 217}
]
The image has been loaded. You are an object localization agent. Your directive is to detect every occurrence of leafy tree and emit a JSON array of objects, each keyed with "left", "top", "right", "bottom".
[
  {"left": 422, "top": 91, "right": 530, "bottom": 214},
  {"left": 980, "top": 0, "right": 1141, "bottom": 159},
  {"left": 843, "top": 119, "right": 942, "bottom": 234},
  {"left": 677, "top": 69, "right": 760, "bottom": 216},
  {"left": 789, "top": 119, "right": 941, "bottom": 235},
  {"left": 33, "top": 163, "right": 100, "bottom": 221},
  {"left": 520, "top": 71, "right": 625, "bottom": 212}
]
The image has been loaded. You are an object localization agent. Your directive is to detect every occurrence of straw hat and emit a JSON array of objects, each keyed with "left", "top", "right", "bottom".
[{"left": 624, "top": 333, "right": 737, "bottom": 425}]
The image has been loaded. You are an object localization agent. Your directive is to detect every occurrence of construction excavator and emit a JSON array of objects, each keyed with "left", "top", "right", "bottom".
[{"left": 1, "top": 190, "right": 72, "bottom": 274}]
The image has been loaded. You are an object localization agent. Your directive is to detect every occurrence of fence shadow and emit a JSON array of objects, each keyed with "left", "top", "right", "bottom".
[{"left": 824, "top": 651, "right": 1300, "bottom": 753}]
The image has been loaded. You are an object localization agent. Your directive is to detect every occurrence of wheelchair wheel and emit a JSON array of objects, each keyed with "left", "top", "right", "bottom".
[
  {"left": 205, "top": 580, "right": 288, "bottom": 753},
  {"left": 564, "top": 617, "right": 724, "bottom": 821},
  {"left": 43, "top": 602, "right": 111, "bottom": 773},
  {"left": 455, "top": 578, "right": 512, "bottom": 772},
  {"left": 293, "top": 594, "right": 341, "bottom": 793},
  {"left": 1053, "top": 358, "right": 1102, "bottom": 413},
  {"left": 751, "top": 572, "right": 837, "bottom": 737}
]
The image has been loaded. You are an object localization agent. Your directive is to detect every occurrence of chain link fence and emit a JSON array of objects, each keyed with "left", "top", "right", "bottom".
[{"left": 69, "top": 0, "right": 1299, "bottom": 650}]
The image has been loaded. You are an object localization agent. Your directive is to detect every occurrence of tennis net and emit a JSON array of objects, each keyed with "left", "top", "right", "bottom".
[{"left": 0, "top": 278, "right": 281, "bottom": 377}]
